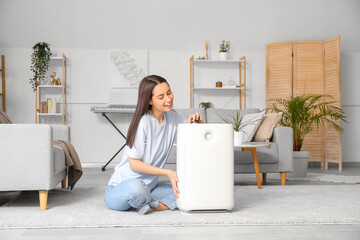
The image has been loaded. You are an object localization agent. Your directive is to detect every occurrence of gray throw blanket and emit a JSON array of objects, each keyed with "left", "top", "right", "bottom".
[{"left": 54, "top": 140, "right": 83, "bottom": 190}]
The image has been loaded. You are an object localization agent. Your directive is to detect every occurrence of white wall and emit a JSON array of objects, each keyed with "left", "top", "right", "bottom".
[{"left": 0, "top": 0, "right": 359, "bottom": 166}]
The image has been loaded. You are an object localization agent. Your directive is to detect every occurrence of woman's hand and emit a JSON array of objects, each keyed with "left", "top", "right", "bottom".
[
  {"left": 166, "top": 170, "right": 180, "bottom": 198},
  {"left": 188, "top": 112, "right": 204, "bottom": 123}
]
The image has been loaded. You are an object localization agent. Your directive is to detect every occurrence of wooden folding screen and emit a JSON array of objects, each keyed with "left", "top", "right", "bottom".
[
  {"left": 293, "top": 41, "right": 325, "bottom": 167},
  {"left": 324, "top": 36, "right": 342, "bottom": 171},
  {"left": 266, "top": 42, "right": 293, "bottom": 109},
  {"left": 266, "top": 36, "right": 342, "bottom": 171}
]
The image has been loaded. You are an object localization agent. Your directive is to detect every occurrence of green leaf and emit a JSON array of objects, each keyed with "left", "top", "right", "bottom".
[{"left": 267, "top": 94, "right": 347, "bottom": 151}]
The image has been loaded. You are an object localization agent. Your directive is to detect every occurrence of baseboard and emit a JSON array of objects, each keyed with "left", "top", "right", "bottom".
[
  {"left": 82, "top": 161, "right": 360, "bottom": 169},
  {"left": 308, "top": 162, "right": 360, "bottom": 168},
  {"left": 82, "top": 162, "right": 119, "bottom": 169}
]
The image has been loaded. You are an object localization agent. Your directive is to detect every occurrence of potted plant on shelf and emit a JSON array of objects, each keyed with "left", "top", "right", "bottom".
[
  {"left": 199, "top": 102, "right": 214, "bottom": 110},
  {"left": 268, "top": 94, "right": 347, "bottom": 177},
  {"left": 199, "top": 102, "right": 214, "bottom": 122},
  {"left": 30, "top": 42, "right": 52, "bottom": 92},
  {"left": 219, "top": 40, "right": 230, "bottom": 60}
]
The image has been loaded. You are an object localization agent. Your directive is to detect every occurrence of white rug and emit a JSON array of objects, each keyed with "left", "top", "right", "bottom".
[
  {"left": 1, "top": 184, "right": 360, "bottom": 229},
  {"left": 286, "top": 173, "right": 360, "bottom": 184}
]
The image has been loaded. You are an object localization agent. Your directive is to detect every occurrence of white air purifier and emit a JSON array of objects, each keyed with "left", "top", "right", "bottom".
[{"left": 176, "top": 124, "right": 234, "bottom": 212}]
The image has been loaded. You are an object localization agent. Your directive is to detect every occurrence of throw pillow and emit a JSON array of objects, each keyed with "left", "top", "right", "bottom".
[
  {"left": 252, "top": 112, "right": 283, "bottom": 143},
  {"left": 241, "top": 111, "right": 265, "bottom": 142}
]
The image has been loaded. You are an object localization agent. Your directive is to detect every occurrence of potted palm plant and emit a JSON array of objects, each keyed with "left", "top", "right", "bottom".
[
  {"left": 268, "top": 94, "right": 347, "bottom": 176},
  {"left": 30, "top": 42, "right": 52, "bottom": 92}
]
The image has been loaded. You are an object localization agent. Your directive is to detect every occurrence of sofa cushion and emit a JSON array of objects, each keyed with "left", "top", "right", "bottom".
[
  {"left": 51, "top": 125, "right": 70, "bottom": 142},
  {"left": 167, "top": 145, "right": 177, "bottom": 164},
  {"left": 253, "top": 112, "right": 283, "bottom": 143},
  {"left": 234, "top": 142, "right": 279, "bottom": 164},
  {"left": 173, "top": 108, "right": 206, "bottom": 123},
  {"left": 206, "top": 108, "right": 260, "bottom": 124},
  {"left": 241, "top": 111, "right": 265, "bottom": 142},
  {"left": 53, "top": 145, "right": 66, "bottom": 175}
]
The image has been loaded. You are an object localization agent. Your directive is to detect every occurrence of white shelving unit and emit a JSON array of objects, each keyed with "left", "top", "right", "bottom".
[
  {"left": 35, "top": 54, "right": 67, "bottom": 124},
  {"left": 38, "top": 113, "right": 63, "bottom": 116},
  {"left": 38, "top": 85, "right": 63, "bottom": 88},
  {"left": 194, "top": 87, "right": 244, "bottom": 90},
  {"left": 189, "top": 56, "right": 247, "bottom": 109}
]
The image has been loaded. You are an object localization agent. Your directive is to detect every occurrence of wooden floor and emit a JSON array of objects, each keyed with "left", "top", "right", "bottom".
[{"left": 1, "top": 164, "right": 359, "bottom": 239}]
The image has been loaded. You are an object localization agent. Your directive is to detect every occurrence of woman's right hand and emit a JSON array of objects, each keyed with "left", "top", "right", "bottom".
[{"left": 166, "top": 170, "right": 180, "bottom": 198}]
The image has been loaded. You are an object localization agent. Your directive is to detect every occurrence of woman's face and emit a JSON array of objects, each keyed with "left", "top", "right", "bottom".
[{"left": 149, "top": 82, "right": 174, "bottom": 112}]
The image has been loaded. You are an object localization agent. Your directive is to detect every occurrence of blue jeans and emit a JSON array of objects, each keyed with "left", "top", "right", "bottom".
[{"left": 104, "top": 178, "right": 177, "bottom": 211}]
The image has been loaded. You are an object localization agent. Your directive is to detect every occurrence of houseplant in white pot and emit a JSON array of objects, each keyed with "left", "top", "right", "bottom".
[
  {"left": 232, "top": 109, "right": 244, "bottom": 146},
  {"left": 218, "top": 109, "right": 262, "bottom": 146},
  {"left": 219, "top": 40, "right": 230, "bottom": 60},
  {"left": 268, "top": 94, "right": 346, "bottom": 177}
]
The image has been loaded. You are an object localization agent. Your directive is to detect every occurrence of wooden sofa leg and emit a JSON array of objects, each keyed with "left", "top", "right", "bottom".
[
  {"left": 262, "top": 173, "right": 267, "bottom": 185},
  {"left": 61, "top": 176, "right": 67, "bottom": 189},
  {"left": 280, "top": 172, "right": 286, "bottom": 186},
  {"left": 39, "top": 190, "right": 48, "bottom": 210}
]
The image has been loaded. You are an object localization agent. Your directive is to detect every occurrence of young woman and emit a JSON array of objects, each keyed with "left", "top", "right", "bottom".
[{"left": 104, "top": 75, "right": 205, "bottom": 214}]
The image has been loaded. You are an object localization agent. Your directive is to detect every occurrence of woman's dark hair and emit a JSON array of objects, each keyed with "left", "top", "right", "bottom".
[{"left": 126, "top": 75, "right": 169, "bottom": 148}]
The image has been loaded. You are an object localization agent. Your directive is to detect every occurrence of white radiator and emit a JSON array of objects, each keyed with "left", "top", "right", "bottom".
[{"left": 176, "top": 124, "right": 234, "bottom": 212}]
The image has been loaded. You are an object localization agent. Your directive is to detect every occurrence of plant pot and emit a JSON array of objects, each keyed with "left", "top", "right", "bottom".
[
  {"left": 219, "top": 52, "right": 228, "bottom": 61},
  {"left": 234, "top": 131, "right": 244, "bottom": 146},
  {"left": 288, "top": 151, "right": 310, "bottom": 177}
]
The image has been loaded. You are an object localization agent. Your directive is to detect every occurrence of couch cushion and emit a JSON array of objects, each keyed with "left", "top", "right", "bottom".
[
  {"left": 173, "top": 108, "right": 206, "bottom": 123},
  {"left": 53, "top": 145, "right": 66, "bottom": 175},
  {"left": 167, "top": 145, "right": 177, "bottom": 164},
  {"left": 253, "top": 112, "right": 283, "bottom": 143},
  {"left": 234, "top": 142, "right": 279, "bottom": 164},
  {"left": 206, "top": 108, "right": 260, "bottom": 124},
  {"left": 51, "top": 125, "right": 70, "bottom": 141},
  {"left": 240, "top": 111, "right": 265, "bottom": 142}
]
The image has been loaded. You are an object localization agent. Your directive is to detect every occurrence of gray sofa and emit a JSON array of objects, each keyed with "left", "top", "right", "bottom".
[
  {"left": 166, "top": 108, "right": 293, "bottom": 185},
  {"left": 0, "top": 124, "right": 70, "bottom": 210}
]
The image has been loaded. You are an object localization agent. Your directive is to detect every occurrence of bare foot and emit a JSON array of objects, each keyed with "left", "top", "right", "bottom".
[{"left": 156, "top": 202, "right": 170, "bottom": 211}]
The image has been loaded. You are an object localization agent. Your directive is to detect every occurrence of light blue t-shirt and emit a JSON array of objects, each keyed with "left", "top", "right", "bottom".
[{"left": 108, "top": 110, "right": 187, "bottom": 191}]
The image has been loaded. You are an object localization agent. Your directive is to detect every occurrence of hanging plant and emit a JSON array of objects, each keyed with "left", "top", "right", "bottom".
[{"left": 30, "top": 42, "right": 52, "bottom": 91}]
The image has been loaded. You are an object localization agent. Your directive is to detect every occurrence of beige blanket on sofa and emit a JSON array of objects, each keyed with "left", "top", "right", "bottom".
[{"left": 54, "top": 140, "right": 83, "bottom": 190}]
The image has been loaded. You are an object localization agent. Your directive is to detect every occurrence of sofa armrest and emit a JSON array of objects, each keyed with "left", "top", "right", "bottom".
[
  {"left": 50, "top": 124, "right": 70, "bottom": 142},
  {"left": 271, "top": 126, "right": 293, "bottom": 172},
  {"left": 0, "top": 124, "right": 54, "bottom": 190}
]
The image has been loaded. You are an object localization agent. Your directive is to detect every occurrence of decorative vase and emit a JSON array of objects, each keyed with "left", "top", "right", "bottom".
[
  {"left": 288, "top": 151, "right": 311, "bottom": 177},
  {"left": 220, "top": 52, "right": 228, "bottom": 61},
  {"left": 234, "top": 131, "right": 244, "bottom": 146},
  {"left": 47, "top": 98, "right": 57, "bottom": 113},
  {"left": 41, "top": 101, "right": 48, "bottom": 113}
]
